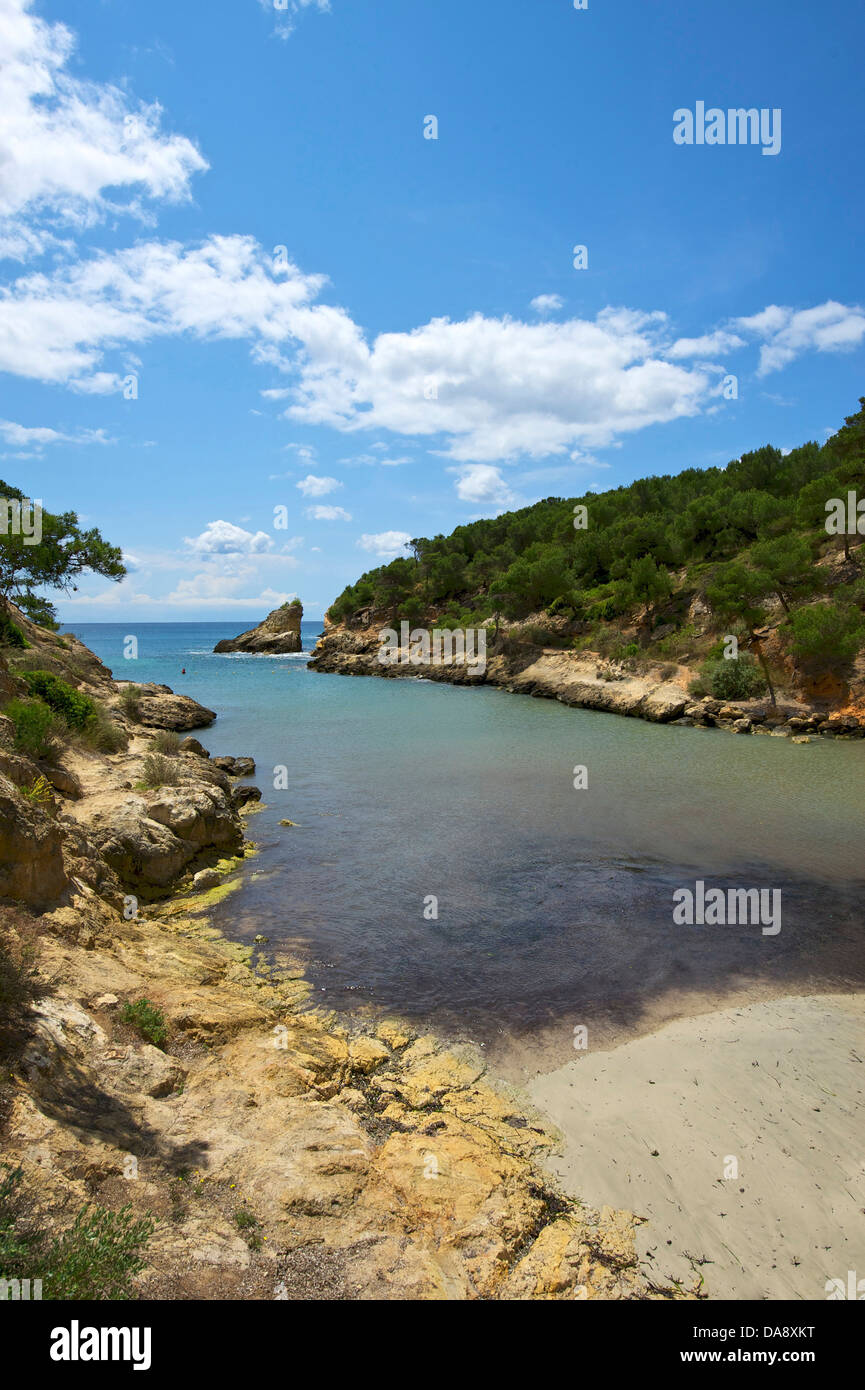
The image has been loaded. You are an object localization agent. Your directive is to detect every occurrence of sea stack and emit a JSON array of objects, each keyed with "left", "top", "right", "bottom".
[{"left": 213, "top": 600, "right": 303, "bottom": 654}]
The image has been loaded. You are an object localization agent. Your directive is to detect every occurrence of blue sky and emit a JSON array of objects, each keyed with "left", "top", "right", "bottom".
[{"left": 1, "top": 0, "right": 863, "bottom": 621}]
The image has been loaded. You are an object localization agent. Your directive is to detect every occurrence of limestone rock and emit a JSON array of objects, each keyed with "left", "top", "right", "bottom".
[
  {"left": 193, "top": 868, "right": 222, "bottom": 891},
  {"left": 179, "top": 737, "right": 209, "bottom": 756},
  {"left": 116, "top": 682, "right": 216, "bottom": 731},
  {"left": 212, "top": 755, "right": 256, "bottom": 776},
  {"left": 0, "top": 771, "right": 68, "bottom": 906},
  {"left": 214, "top": 602, "right": 303, "bottom": 654}
]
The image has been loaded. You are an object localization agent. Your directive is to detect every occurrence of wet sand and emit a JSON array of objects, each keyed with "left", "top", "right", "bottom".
[{"left": 528, "top": 992, "right": 865, "bottom": 1300}]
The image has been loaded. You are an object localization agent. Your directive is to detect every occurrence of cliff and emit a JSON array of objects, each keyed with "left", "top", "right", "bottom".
[{"left": 214, "top": 601, "right": 303, "bottom": 654}]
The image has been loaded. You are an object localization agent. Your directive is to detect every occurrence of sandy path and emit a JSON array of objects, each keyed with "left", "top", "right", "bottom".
[{"left": 528, "top": 993, "right": 865, "bottom": 1300}]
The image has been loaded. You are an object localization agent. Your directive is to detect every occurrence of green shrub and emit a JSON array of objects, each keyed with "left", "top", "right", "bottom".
[
  {"left": 119, "top": 686, "right": 143, "bottom": 721},
  {"left": 20, "top": 671, "right": 95, "bottom": 730},
  {"left": 140, "top": 753, "right": 181, "bottom": 788},
  {"left": 0, "top": 611, "right": 27, "bottom": 649},
  {"left": 0, "top": 931, "right": 43, "bottom": 1042},
  {"left": 150, "top": 730, "right": 180, "bottom": 755},
  {"left": 693, "top": 655, "right": 766, "bottom": 701},
  {"left": 21, "top": 774, "right": 53, "bottom": 807},
  {"left": 80, "top": 707, "right": 127, "bottom": 754},
  {"left": 789, "top": 603, "right": 865, "bottom": 670},
  {"left": 3, "top": 698, "right": 55, "bottom": 759},
  {"left": 38, "top": 1203, "right": 155, "bottom": 1301},
  {"left": 120, "top": 998, "right": 167, "bottom": 1050},
  {"left": 0, "top": 1168, "right": 155, "bottom": 1302}
]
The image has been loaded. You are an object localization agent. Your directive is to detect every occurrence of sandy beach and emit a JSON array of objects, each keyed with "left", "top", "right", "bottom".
[{"left": 529, "top": 992, "right": 865, "bottom": 1300}]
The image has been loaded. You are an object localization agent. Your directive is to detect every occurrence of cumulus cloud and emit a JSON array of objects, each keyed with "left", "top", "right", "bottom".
[
  {"left": 305, "top": 504, "right": 351, "bottom": 520},
  {"left": 530, "top": 294, "right": 564, "bottom": 315},
  {"left": 0, "top": 233, "right": 332, "bottom": 384},
  {"left": 0, "top": 0, "right": 207, "bottom": 255},
  {"left": 295, "top": 473, "right": 340, "bottom": 496},
  {"left": 357, "top": 531, "right": 412, "bottom": 558},
  {"left": 184, "top": 520, "right": 273, "bottom": 555},
  {"left": 451, "top": 463, "right": 516, "bottom": 509},
  {"left": 2, "top": 219, "right": 861, "bottom": 463},
  {"left": 734, "top": 301, "right": 865, "bottom": 376}
]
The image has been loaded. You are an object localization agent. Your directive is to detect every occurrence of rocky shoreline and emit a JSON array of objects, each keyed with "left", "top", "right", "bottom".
[
  {"left": 0, "top": 609, "right": 690, "bottom": 1300},
  {"left": 309, "top": 625, "right": 865, "bottom": 741}
]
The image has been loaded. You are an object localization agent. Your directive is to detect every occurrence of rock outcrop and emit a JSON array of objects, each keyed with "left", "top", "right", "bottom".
[
  {"left": 214, "top": 602, "right": 303, "bottom": 654},
  {"left": 2, "top": 890, "right": 686, "bottom": 1301},
  {"left": 115, "top": 682, "right": 216, "bottom": 731},
  {"left": 309, "top": 624, "right": 865, "bottom": 738}
]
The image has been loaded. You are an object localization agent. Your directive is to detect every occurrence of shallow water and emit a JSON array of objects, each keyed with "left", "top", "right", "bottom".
[{"left": 68, "top": 622, "right": 865, "bottom": 1064}]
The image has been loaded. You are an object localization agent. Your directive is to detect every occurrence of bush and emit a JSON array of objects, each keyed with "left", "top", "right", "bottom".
[
  {"left": 81, "top": 708, "right": 127, "bottom": 754},
  {"left": 38, "top": 1203, "right": 156, "bottom": 1300},
  {"left": 0, "top": 929, "right": 43, "bottom": 1042},
  {"left": 0, "top": 1168, "right": 155, "bottom": 1301},
  {"left": 119, "top": 686, "right": 143, "bottom": 721},
  {"left": 0, "top": 611, "right": 27, "bottom": 649},
  {"left": 21, "top": 774, "right": 53, "bottom": 807},
  {"left": 3, "top": 698, "right": 55, "bottom": 759},
  {"left": 120, "top": 998, "right": 167, "bottom": 1050},
  {"left": 789, "top": 603, "right": 865, "bottom": 670},
  {"left": 140, "top": 753, "right": 181, "bottom": 788},
  {"left": 20, "top": 671, "right": 95, "bottom": 730},
  {"left": 693, "top": 655, "right": 766, "bottom": 701},
  {"left": 150, "top": 731, "right": 180, "bottom": 755}
]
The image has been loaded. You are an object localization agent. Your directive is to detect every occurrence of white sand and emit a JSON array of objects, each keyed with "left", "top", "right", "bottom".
[{"left": 528, "top": 993, "right": 865, "bottom": 1300}]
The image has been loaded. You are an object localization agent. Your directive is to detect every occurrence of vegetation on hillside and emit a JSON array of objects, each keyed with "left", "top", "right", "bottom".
[{"left": 327, "top": 397, "right": 865, "bottom": 693}]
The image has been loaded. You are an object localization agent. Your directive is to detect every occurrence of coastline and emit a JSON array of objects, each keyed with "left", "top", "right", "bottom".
[
  {"left": 4, "top": 613, "right": 859, "bottom": 1301},
  {"left": 308, "top": 626, "right": 865, "bottom": 741},
  {"left": 0, "top": 615, "right": 691, "bottom": 1301}
]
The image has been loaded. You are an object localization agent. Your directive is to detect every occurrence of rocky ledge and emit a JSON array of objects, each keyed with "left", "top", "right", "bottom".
[
  {"left": 309, "top": 626, "right": 865, "bottom": 740},
  {"left": 115, "top": 681, "right": 216, "bottom": 731},
  {"left": 214, "top": 601, "right": 303, "bottom": 655}
]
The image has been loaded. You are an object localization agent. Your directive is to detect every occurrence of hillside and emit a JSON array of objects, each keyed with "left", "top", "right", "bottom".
[{"left": 316, "top": 397, "right": 865, "bottom": 723}]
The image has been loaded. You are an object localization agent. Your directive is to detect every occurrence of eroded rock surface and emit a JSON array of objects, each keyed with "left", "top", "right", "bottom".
[{"left": 214, "top": 602, "right": 303, "bottom": 655}]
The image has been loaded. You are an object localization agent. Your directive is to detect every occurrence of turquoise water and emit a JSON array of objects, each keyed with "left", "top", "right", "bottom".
[{"left": 65, "top": 622, "right": 865, "bottom": 1055}]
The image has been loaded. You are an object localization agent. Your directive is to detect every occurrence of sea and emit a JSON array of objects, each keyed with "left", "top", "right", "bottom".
[{"left": 63, "top": 620, "right": 865, "bottom": 1070}]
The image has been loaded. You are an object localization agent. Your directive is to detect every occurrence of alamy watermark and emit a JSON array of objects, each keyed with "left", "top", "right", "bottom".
[
  {"left": 0, "top": 1277, "right": 42, "bottom": 1300},
  {"left": 673, "top": 880, "right": 781, "bottom": 935},
  {"left": 825, "top": 492, "right": 865, "bottom": 535},
  {"left": 673, "top": 103, "right": 781, "bottom": 156},
  {"left": 378, "top": 622, "right": 487, "bottom": 674},
  {"left": 0, "top": 496, "right": 42, "bottom": 545}
]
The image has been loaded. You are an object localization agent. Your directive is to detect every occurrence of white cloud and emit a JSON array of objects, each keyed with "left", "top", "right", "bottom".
[
  {"left": 0, "top": 233, "right": 332, "bottom": 384},
  {"left": 357, "top": 531, "right": 411, "bottom": 558},
  {"left": 305, "top": 504, "right": 351, "bottom": 520},
  {"left": 2, "top": 217, "right": 861, "bottom": 463},
  {"left": 735, "top": 301, "right": 865, "bottom": 375},
  {"left": 530, "top": 294, "right": 564, "bottom": 315},
  {"left": 666, "top": 329, "right": 745, "bottom": 359},
  {"left": 287, "top": 306, "right": 711, "bottom": 461},
  {"left": 296, "top": 473, "right": 340, "bottom": 496},
  {"left": 0, "top": 0, "right": 206, "bottom": 256},
  {"left": 184, "top": 520, "right": 273, "bottom": 555},
  {"left": 451, "top": 463, "right": 516, "bottom": 509},
  {"left": 0, "top": 418, "right": 113, "bottom": 448}
]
